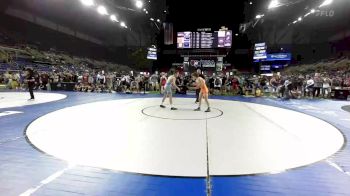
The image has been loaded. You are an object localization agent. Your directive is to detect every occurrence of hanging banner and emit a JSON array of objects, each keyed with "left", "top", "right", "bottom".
[{"left": 163, "top": 23, "right": 174, "bottom": 45}]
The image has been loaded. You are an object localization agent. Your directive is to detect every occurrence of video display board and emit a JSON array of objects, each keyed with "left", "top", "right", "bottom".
[
  {"left": 147, "top": 47, "right": 157, "bottom": 60},
  {"left": 253, "top": 43, "right": 267, "bottom": 60},
  {"left": 177, "top": 30, "right": 232, "bottom": 49}
]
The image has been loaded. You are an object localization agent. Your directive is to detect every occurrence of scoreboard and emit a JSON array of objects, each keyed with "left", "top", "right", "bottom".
[
  {"left": 177, "top": 30, "right": 232, "bottom": 49},
  {"left": 253, "top": 43, "right": 267, "bottom": 60},
  {"left": 147, "top": 47, "right": 157, "bottom": 60}
]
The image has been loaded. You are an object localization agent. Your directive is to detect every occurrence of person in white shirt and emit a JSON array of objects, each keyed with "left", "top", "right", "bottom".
[
  {"left": 305, "top": 76, "right": 314, "bottom": 98},
  {"left": 121, "top": 75, "right": 130, "bottom": 92},
  {"left": 322, "top": 75, "right": 332, "bottom": 98}
]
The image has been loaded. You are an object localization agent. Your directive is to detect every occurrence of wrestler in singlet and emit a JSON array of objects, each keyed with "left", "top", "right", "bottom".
[
  {"left": 164, "top": 75, "right": 175, "bottom": 94},
  {"left": 160, "top": 71, "right": 181, "bottom": 110},
  {"left": 192, "top": 72, "right": 211, "bottom": 112},
  {"left": 198, "top": 77, "right": 209, "bottom": 95}
]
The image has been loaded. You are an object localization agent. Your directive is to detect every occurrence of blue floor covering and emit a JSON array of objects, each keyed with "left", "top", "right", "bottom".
[{"left": 0, "top": 91, "right": 349, "bottom": 196}]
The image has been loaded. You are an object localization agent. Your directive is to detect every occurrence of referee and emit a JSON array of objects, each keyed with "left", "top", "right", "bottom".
[
  {"left": 25, "top": 68, "right": 35, "bottom": 100},
  {"left": 195, "top": 69, "right": 205, "bottom": 103}
]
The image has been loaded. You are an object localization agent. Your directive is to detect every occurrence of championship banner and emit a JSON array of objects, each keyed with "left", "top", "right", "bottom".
[{"left": 163, "top": 23, "right": 174, "bottom": 45}]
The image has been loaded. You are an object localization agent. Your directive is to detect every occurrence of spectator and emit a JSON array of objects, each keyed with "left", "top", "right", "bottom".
[
  {"left": 208, "top": 75, "right": 215, "bottom": 95},
  {"left": 41, "top": 72, "right": 49, "bottom": 90},
  {"left": 160, "top": 73, "right": 167, "bottom": 94},
  {"left": 313, "top": 73, "right": 323, "bottom": 98},
  {"left": 305, "top": 76, "right": 315, "bottom": 98}
]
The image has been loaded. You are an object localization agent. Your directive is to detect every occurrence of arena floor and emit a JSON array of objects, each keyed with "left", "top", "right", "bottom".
[{"left": 0, "top": 91, "right": 350, "bottom": 196}]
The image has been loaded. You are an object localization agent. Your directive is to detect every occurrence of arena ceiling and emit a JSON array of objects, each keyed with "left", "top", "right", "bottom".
[
  {"left": 0, "top": 0, "right": 166, "bottom": 47},
  {"left": 166, "top": 0, "right": 246, "bottom": 32},
  {"left": 243, "top": 0, "right": 350, "bottom": 32}
]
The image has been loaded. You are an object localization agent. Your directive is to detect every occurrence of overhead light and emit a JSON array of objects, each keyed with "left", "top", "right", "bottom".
[
  {"left": 156, "top": 19, "right": 160, "bottom": 23},
  {"left": 319, "top": 0, "right": 333, "bottom": 8},
  {"left": 110, "top": 15, "right": 118, "bottom": 22},
  {"left": 145, "top": 11, "right": 148, "bottom": 14},
  {"left": 305, "top": 9, "right": 316, "bottom": 17},
  {"left": 97, "top": 5, "right": 108, "bottom": 15},
  {"left": 235, "top": 33, "right": 239, "bottom": 36},
  {"left": 136, "top": 0, "right": 143, "bottom": 8},
  {"left": 293, "top": 21, "right": 297, "bottom": 24},
  {"left": 298, "top": 17, "right": 302, "bottom": 21},
  {"left": 268, "top": 0, "right": 280, "bottom": 9},
  {"left": 120, "top": 22, "right": 126, "bottom": 27},
  {"left": 143, "top": 8, "right": 146, "bottom": 11},
  {"left": 250, "top": 2, "right": 253, "bottom": 5},
  {"left": 80, "top": 0, "right": 94, "bottom": 6},
  {"left": 150, "top": 18, "right": 154, "bottom": 21},
  {"left": 256, "top": 14, "right": 264, "bottom": 19}
]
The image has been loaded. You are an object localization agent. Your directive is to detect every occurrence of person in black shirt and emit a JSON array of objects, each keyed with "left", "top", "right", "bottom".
[
  {"left": 25, "top": 68, "right": 35, "bottom": 100},
  {"left": 41, "top": 72, "right": 49, "bottom": 90},
  {"left": 208, "top": 76, "right": 215, "bottom": 95},
  {"left": 221, "top": 75, "right": 227, "bottom": 94},
  {"left": 139, "top": 75, "right": 146, "bottom": 94}
]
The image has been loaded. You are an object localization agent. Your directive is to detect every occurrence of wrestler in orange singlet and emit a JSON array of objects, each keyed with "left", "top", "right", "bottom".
[{"left": 192, "top": 72, "right": 211, "bottom": 112}]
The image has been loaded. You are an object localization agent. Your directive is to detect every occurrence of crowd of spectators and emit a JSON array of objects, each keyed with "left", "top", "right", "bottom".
[
  {"left": 203, "top": 71, "right": 349, "bottom": 99},
  {"left": 1, "top": 58, "right": 350, "bottom": 100},
  {"left": 158, "top": 56, "right": 350, "bottom": 100},
  {"left": 0, "top": 66, "right": 149, "bottom": 93},
  {"left": 154, "top": 69, "right": 349, "bottom": 99}
]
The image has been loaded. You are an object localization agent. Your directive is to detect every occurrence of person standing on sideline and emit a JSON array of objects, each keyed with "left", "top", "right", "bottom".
[
  {"left": 160, "top": 70, "right": 181, "bottom": 110},
  {"left": 195, "top": 69, "right": 205, "bottom": 103},
  {"left": 25, "top": 68, "right": 35, "bottom": 100},
  {"left": 192, "top": 72, "right": 211, "bottom": 112},
  {"left": 160, "top": 73, "right": 167, "bottom": 94},
  {"left": 305, "top": 75, "right": 315, "bottom": 98}
]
